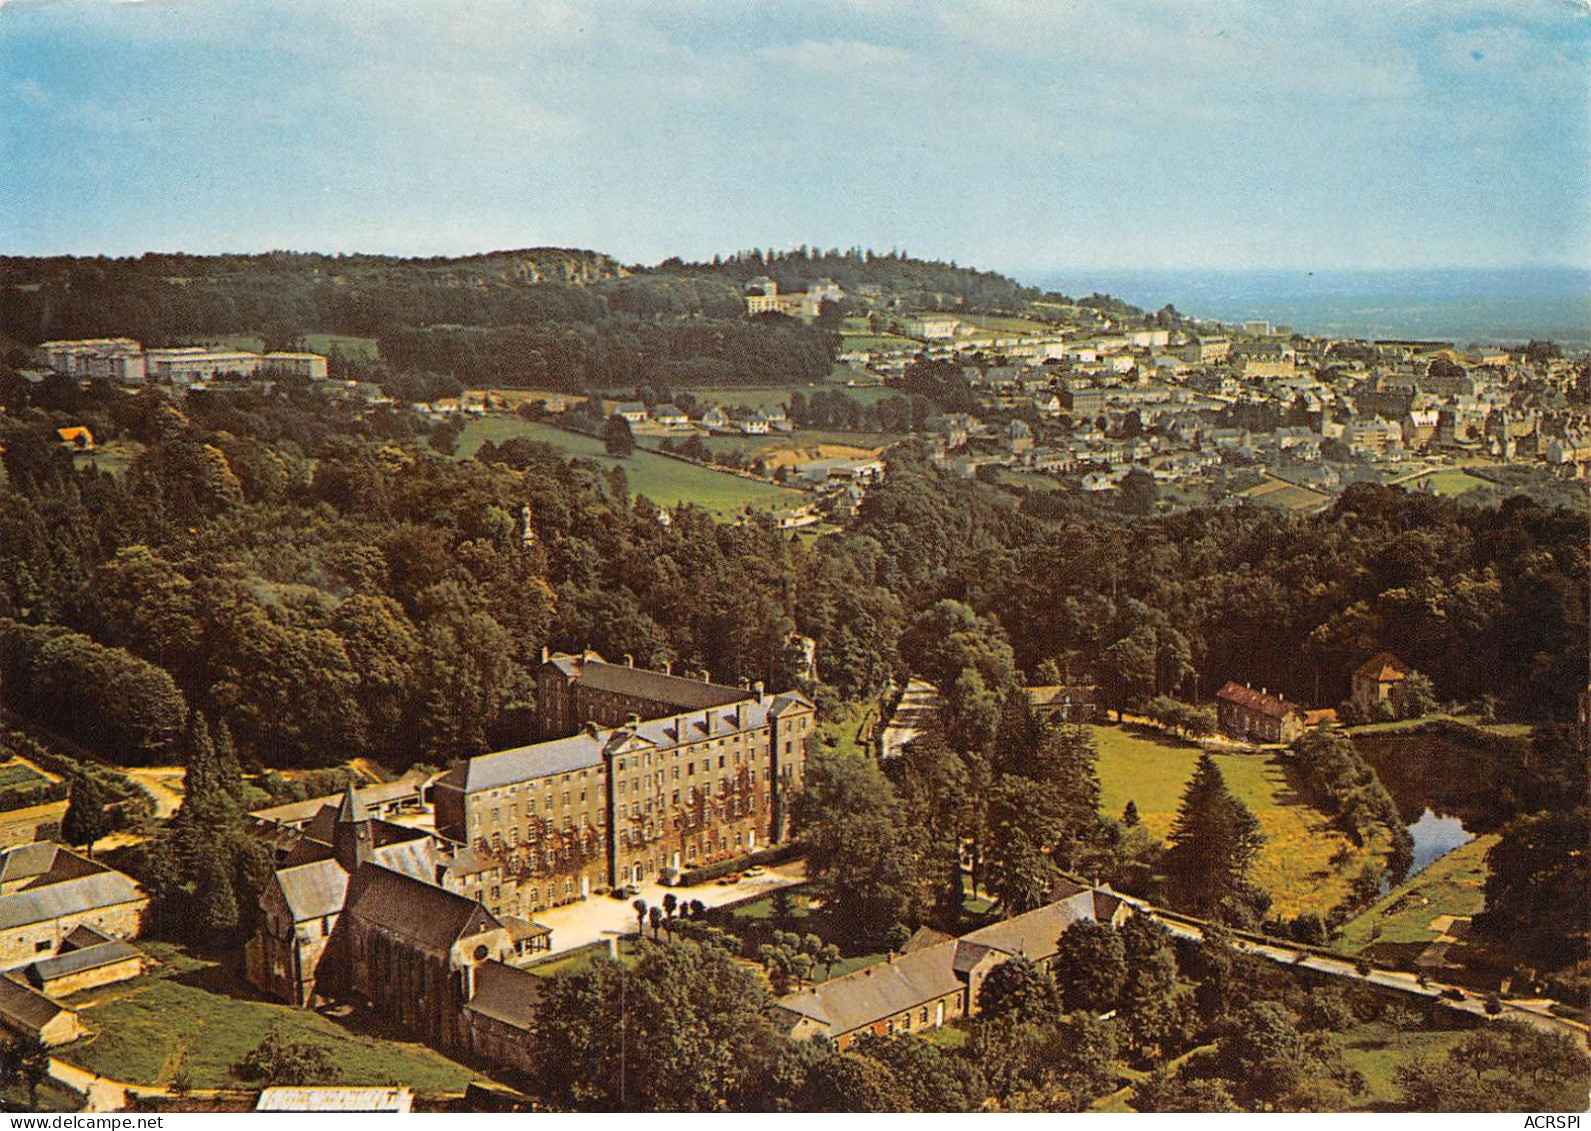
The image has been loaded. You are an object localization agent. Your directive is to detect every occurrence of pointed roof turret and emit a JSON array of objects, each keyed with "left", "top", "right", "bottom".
[{"left": 337, "top": 783, "right": 371, "bottom": 825}]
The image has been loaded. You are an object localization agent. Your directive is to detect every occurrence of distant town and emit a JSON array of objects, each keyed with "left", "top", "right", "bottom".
[{"left": 0, "top": 247, "right": 1584, "bottom": 1115}]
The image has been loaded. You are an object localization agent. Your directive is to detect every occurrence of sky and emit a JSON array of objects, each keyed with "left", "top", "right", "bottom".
[{"left": 1, "top": 0, "right": 1588, "bottom": 275}]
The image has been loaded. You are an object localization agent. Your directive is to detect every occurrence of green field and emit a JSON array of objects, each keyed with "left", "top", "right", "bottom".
[
  {"left": 302, "top": 333, "right": 380, "bottom": 360},
  {"left": 678, "top": 430, "right": 897, "bottom": 462},
  {"left": 455, "top": 418, "right": 808, "bottom": 519},
  {"left": 1091, "top": 725, "right": 1373, "bottom": 918},
  {"left": 1336, "top": 833, "right": 1497, "bottom": 957},
  {"left": 839, "top": 332, "right": 921, "bottom": 351},
  {"left": 59, "top": 943, "right": 481, "bottom": 1092},
  {"left": 1347, "top": 713, "right": 1533, "bottom": 739},
  {"left": 1406, "top": 469, "right": 1494, "bottom": 497},
  {"left": 74, "top": 440, "right": 144, "bottom": 479},
  {"left": 678, "top": 386, "right": 795, "bottom": 411}
]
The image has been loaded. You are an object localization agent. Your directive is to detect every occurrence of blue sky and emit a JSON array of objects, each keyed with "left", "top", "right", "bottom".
[{"left": 1, "top": 0, "right": 1587, "bottom": 274}]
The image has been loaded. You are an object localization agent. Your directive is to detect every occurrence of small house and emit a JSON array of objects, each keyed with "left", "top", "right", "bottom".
[{"left": 1215, "top": 682, "right": 1306, "bottom": 745}]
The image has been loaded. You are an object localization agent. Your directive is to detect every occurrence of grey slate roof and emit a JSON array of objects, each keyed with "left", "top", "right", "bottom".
[
  {"left": 464, "top": 961, "right": 543, "bottom": 1030},
  {"left": 344, "top": 864, "right": 501, "bottom": 956},
  {"left": 571, "top": 661, "right": 751, "bottom": 711},
  {"left": 0, "top": 973, "right": 70, "bottom": 1032},
  {"left": 777, "top": 943, "right": 963, "bottom": 1036},
  {"left": 371, "top": 838, "right": 442, "bottom": 884},
  {"left": 0, "top": 844, "right": 59, "bottom": 887},
  {"left": 275, "top": 859, "right": 349, "bottom": 924},
  {"left": 0, "top": 871, "right": 145, "bottom": 931},
  {"left": 457, "top": 689, "right": 814, "bottom": 794},
  {"left": 24, "top": 938, "right": 142, "bottom": 985},
  {"left": 959, "top": 885, "right": 1099, "bottom": 962}
]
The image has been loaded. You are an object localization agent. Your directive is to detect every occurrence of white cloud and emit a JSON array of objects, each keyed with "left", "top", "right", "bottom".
[{"left": 757, "top": 38, "right": 911, "bottom": 72}]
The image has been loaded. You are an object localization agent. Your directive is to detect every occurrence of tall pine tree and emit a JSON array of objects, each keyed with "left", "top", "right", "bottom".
[
  {"left": 1162, "top": 753, "right": 1265, "bottom": 923},
  {"left": 61, "top": 774, "right": 112, "bottom": 857}
]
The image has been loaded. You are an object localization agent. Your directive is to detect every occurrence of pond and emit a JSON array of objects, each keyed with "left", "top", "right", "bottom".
[{"left": 1405, "top": 806, "right": 1474, "bottom": 877}]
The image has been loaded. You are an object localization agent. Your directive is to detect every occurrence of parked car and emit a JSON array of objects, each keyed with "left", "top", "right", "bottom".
[
  {"left": 744, "top": 865, "right": 766, "bottom": 878},
  {"left": 716, "top": 873, "right": 743, "bottom": 886}
]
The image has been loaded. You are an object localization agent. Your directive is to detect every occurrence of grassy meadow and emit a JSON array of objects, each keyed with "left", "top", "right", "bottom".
[
  {"left": 454, "top": 418, "right": 807, "bottom": 519},
  {"left": 59, "top": 943, "right": 480, "bottom": 1092},
  {"left": 1091, "top": 724, "right": 1375, "bottom": 919}
]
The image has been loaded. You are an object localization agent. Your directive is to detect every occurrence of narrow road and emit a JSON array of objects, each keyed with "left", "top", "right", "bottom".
[
  {"left": 880, "top": 678, "right": 939, "bottom": 760},
  {"left": 1146, "top": 909, "right": 1589, "bottom": 1048}
]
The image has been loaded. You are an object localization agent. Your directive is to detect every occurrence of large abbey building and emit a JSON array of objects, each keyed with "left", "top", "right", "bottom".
[
  {"left": 432, "top": 652, "right": 814, "bottom": 914},
  {"left": 244, "top": 653, "right": 814, "bottom": 1079}
]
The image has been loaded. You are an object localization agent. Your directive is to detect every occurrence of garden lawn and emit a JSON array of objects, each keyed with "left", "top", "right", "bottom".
[
  {"left": 719, "top": 891, "right": 888, "bottom": 981},
  {"left": 454, "top": 419, "right": 807, "bottom": 519},
  {"left": 1091, "top": 725, "right": 1372, "bottom": 919},
  {"left": 1335, "top": 833, "right": 1496, "bottom": 955},
  {"left": 1408, "top": 469, "right": 1493, "bottom": 497},
  {"left": 526, "top": 936, "right": 641, "bottom": 977},
  {"left": 58, "top": 943, "right": 480, "bottom": 1093},
  {"left": 1338, "top": 1020, "right": 1470, "bottom": 1109},
  {"left": 677, "top": 386, "right": 795, "bottom": 411},
  {"left": 839, "top": 332, "right": 920, "bottom": 351}
]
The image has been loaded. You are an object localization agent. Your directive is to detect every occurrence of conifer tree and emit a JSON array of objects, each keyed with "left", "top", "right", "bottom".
[
  {"left": 1163, "top": 753, "right": 1265, "bottom": 922},
  {"left": 61, "top": 774, "right": 112, "bottom": 857}
]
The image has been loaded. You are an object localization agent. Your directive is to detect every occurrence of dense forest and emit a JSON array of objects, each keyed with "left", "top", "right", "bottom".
[
  {"left": 0, "top": 376, "right": 1583, "bottom": 772},
  {"left": 0, "top": 247, "right": 1057, "bottom": 395}
]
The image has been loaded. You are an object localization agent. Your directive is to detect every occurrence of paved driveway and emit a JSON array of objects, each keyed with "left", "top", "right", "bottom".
[{"left": 531, "top": 860, "right": 807, "bottom": 956}]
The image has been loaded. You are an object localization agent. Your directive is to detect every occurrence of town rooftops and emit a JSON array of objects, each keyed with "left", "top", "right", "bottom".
[
  {"left": 1216, "top": 682, "right": 1304, "bottom": 720},
  {"left": 444, "top": 690, "right": 814, "bottom": 794}
]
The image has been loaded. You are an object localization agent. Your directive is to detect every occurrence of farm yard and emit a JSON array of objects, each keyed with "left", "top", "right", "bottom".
[{"left": 1091, "top": 724, "right": 1378, "bottom": 919}]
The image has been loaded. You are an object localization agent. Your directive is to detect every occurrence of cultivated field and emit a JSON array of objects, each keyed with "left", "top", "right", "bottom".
[
  {"left": 455, "top": 418, "right": 807, "bottom": 519},
  {"left": 1091, "top": 725, "right": 1374, "bottom": 919}
]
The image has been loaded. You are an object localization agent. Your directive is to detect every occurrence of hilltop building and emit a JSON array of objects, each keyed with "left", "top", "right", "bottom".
[{"left": 38, "top": 338, "right": 327, "bottom": 386}]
